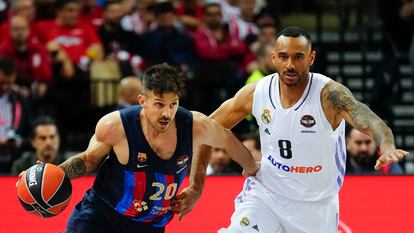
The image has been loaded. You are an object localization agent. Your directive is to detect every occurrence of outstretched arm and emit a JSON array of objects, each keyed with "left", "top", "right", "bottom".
[
  {"left": 173, "top": 110, "right": 259, "bottom": 220},
  {"left": 324, "top": 81, "right": 409, "bottom": 170}
]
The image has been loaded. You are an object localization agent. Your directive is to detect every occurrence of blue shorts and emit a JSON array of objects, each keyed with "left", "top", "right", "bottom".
[{"left": 66, "top": 189, "right": 165, "bottom": 233}]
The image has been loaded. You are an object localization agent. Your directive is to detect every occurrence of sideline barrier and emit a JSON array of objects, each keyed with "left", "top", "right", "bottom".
[{"left": 1, "top": 176, "right": 413, "bottom": 233}]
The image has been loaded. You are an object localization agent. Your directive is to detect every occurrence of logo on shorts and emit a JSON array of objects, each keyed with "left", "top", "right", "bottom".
[
  {"left": 137, "top": 152, "right": 147, "bottom": 163},
  {"left": 300, "top": 115, "right": 316, "bottom": 128},
  {"left": 240, "top": 217, "right": 250, "bottom": 226},
  {"left": 261, "top": 109, "right": 271, "bottom": 124}
]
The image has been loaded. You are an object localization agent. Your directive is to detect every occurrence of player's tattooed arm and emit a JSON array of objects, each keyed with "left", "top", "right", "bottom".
[
  {"left": 59, "top": 157, "right": 88, "bottom": 180},
  {"left": 59, "top": 134, "right": 111, "bottom": 180},
  {"left": 325, "top": 81, "right": 395, "bottom": 150}
]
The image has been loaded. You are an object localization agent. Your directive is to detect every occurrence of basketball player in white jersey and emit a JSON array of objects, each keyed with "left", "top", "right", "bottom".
[{"left": 174, "top": 26, "right": 409, "bottom": 232}]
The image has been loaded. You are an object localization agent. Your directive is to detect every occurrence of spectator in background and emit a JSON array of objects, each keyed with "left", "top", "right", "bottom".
[
  {"left": 98, "top": 0, "right": 142, "bottom": 76},
  {"left": 245, "top": 43, "right": 274, "bottom": 83},
  {"left": 192, "top": 2, "right": 246, "bottom": 114},
  {"left": 141, "top": 1, "right": 195, "bottom": 74},
  {"left": 240, "top": 132, "right": 261, "bottom": 161},
  {"left": 121, "top": 0, "right": 156, "bottom": 35},
  {"left": 207, "top": 0, "right": 240, "bottom": 23},
  {"left": 41, "top": 0, "right": 104, "bottom": 69},
  {"left": 228, "top": 0, "right": 258, "bottom": 42},
  {"left": 0, "top": 16, "right": 52, "bottom": 96},
  {"left": 346, "top": 127, "right": 404, "bottom": 175},
  {"left": 0, "top": 0, "right": 38, "bottom": 44},
  {"left": 207, "top": 148, "right": 242, "bottom": 175},
  {"left": 11, "top": 116, "right": 65, "bottom": 175},
  {"left": 175, "top": 0, "right": 204, "bottom": 33},
  {"left": 115, "top": 76, "right": 142, "bottom": 110},
  {"left": 79, "top": 0, "right": 104, "bottom": 31},
  {"left": 0, "top": 56, "right": 31, "bottom": 174},
  {"left": 249, "top": 22, "right": 278, "bottom": 55}
]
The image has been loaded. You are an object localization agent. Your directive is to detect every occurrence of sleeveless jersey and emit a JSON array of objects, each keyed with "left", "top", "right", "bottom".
[
  {"left": 93, "top": 105, "right": 193, "bottom": 227},
  {"left": 252, "top": 73, "right": 346, "bottom": 201}
]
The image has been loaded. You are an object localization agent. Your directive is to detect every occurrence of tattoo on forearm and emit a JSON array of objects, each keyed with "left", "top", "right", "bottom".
[
  {"left": 327, "top": 82, "right": 395, "bottom": 146},
  {"left": 59, "top": 157, "right": 87, "bottom": 180}
]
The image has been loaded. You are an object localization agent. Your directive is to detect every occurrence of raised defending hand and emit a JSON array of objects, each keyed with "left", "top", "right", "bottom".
[
  {"left": 171, "top": 186, "right": 202, "bottom": 221},
  {"left": 374, "top": 149, "right": 409, "bottom": 170}
]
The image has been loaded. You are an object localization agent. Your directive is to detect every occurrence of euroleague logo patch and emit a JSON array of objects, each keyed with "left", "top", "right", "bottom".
[{"left": 300, "top": 115, "right": 316, "bottom": 128}]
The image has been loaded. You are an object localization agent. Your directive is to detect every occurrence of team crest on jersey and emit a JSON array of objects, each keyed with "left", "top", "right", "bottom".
[
  {"left": 137, "top": 152, "right": 147, "bottom": 163},
  {"left": 261, "top": 109, "right": 271, "bottom": 124},
  {"left": 177, "top": 155, "right": 189, "bottom": 168},
  {"left": 240, "top": 217, "right": 250, "bottom": 226},
  {"left": 300, "top": 115, "right": 316, "bottom": 128}
]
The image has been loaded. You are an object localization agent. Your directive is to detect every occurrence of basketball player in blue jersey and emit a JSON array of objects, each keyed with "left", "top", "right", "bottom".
[
  {"left": 175, "top": 27, "right": 409, "bottom": 232},
  {"left": 56, "top": 63, "right": 259, "bottom": 233}
]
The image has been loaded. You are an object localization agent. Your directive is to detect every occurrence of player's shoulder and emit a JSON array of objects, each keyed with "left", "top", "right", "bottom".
[{"left": 96, "top": 110, "right": 123, "bottom": 139}]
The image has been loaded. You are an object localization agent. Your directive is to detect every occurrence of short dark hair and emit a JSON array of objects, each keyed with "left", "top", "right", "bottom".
[
  {"left": 0, "top": 56, "right": 17, "bottom": 76},
  {"left": 276, "top": 26, "right": 312, "bottom": 48},
  {"left": 203, "top": 2, "right": 221, "bottom": 14},
  {"left": 142, "top": 63, "right": 185, "bottom": 96},
  {"left": 56, "top": 0, "right": 80, "bottom": 10},
  {"left": 31, "top": 116, "right": 58, "bottom": 138},
  {"left": 153, "top": 2, "right": 175, "bottom": 16}
]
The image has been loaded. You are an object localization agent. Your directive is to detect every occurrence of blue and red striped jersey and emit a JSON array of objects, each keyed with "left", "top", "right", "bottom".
[{"left": 93, "top": 105, "right": 193, "bottom": 227}]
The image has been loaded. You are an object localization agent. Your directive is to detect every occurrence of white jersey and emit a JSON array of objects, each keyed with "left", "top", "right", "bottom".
[{"left": 252, "top": 73, "right": 346, "bottom": 201}]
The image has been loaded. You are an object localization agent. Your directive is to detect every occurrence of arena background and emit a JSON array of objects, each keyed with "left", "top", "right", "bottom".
[{"left": 2, "top": 175, "right": 414, "bottom": 233}]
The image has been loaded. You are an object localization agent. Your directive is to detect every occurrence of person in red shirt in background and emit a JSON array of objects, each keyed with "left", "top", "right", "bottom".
[
  {"left": 192, "top": 2, "right": 247, "bottom": 114},
  {"left": 175, "top": 0, "right": 204, "bottom": 33},
  {"left": 79, "top": 0, "right": 103, "bottom": 32},
  {"left": 0, "top": 0, "right": 40, "bottom": 44},
  {"left": 0, "top": 15, "right": 51, "bottom": 95},
  {"left": 37, "top": 0, "right": 104, "bottom": 145},
  {"left": 39, "top": 0, "right": 103, "bottom": 70}
]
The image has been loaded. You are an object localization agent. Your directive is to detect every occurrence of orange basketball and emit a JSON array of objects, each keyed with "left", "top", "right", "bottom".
[{"left": 16, "top": 163, "right": 72, "bottom": 218}]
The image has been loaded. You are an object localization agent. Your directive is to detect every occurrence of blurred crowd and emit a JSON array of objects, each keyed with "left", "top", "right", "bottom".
[{"left": 0, "top": 0, "right": 410, "bottom": 175}]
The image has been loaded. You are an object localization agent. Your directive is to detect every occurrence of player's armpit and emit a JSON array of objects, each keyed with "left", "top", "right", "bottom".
[
  {"left": 60, "top": 134, "right": 112, "bottom": 180},
  {"left": 210, "top": 82, "right": 256, "bottom": 129}
]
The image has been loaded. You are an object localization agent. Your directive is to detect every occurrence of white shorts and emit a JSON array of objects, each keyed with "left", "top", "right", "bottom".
[{"left": 218, "top": 177, "right": 339, "bottom": 233}]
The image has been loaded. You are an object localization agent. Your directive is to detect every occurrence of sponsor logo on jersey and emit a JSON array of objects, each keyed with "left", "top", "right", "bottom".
[
  {"left": 267, "top": 155, "right": 323, "bottom": 173},
  {"left": 300, "top": 115, "right": 316, "bottom": 128},
  {"left": 132, "top": 199, "right": 148, "bottom": 212},
  {"left": 177, "top": 155, "right": 189, "bottom": 167},
  {"left": 240, "top": 217, "right": 250, "bottom": 226},
  {"left": 261, "top": 109, "right": 271, "bottom": 124},
  {"left": 252, "top": 225, "right": 260, "bottom": 232},
  {"left": 137, "top": 152, "right": 147, "bottom": 163},
  {"left": 264, "top": 128, "right": 271, "bottom": 135}
]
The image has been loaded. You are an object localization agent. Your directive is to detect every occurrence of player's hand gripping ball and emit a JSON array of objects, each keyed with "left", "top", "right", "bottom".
[{"left": 16, "top": 163, "right": 72, "bottom": 217}]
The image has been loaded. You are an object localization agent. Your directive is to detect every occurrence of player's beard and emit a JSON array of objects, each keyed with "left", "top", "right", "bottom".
[{"left": 279, "top": 69, "right": 307, "bottom": 87}]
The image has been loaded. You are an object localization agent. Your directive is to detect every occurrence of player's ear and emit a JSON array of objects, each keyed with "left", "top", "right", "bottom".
[
  {"left": 308, "top": 50, "right": 316, "bottom": 66},
  {"left": 138, "top": 94, "right": 146, "bottom": 106}
]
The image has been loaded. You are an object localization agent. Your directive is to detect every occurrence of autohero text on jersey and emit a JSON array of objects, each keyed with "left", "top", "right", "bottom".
[{"left": 267, "top": 155, "right": 323, "bottom": 173}]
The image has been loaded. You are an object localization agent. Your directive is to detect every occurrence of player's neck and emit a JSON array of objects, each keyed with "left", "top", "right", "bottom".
[{"left": 279, "top": 75, "right": 309, "bottom": 108}]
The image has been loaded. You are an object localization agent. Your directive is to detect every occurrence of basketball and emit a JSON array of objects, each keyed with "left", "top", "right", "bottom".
[{"left": 16, "top": 163, "right": 72, "bottom": 218}]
